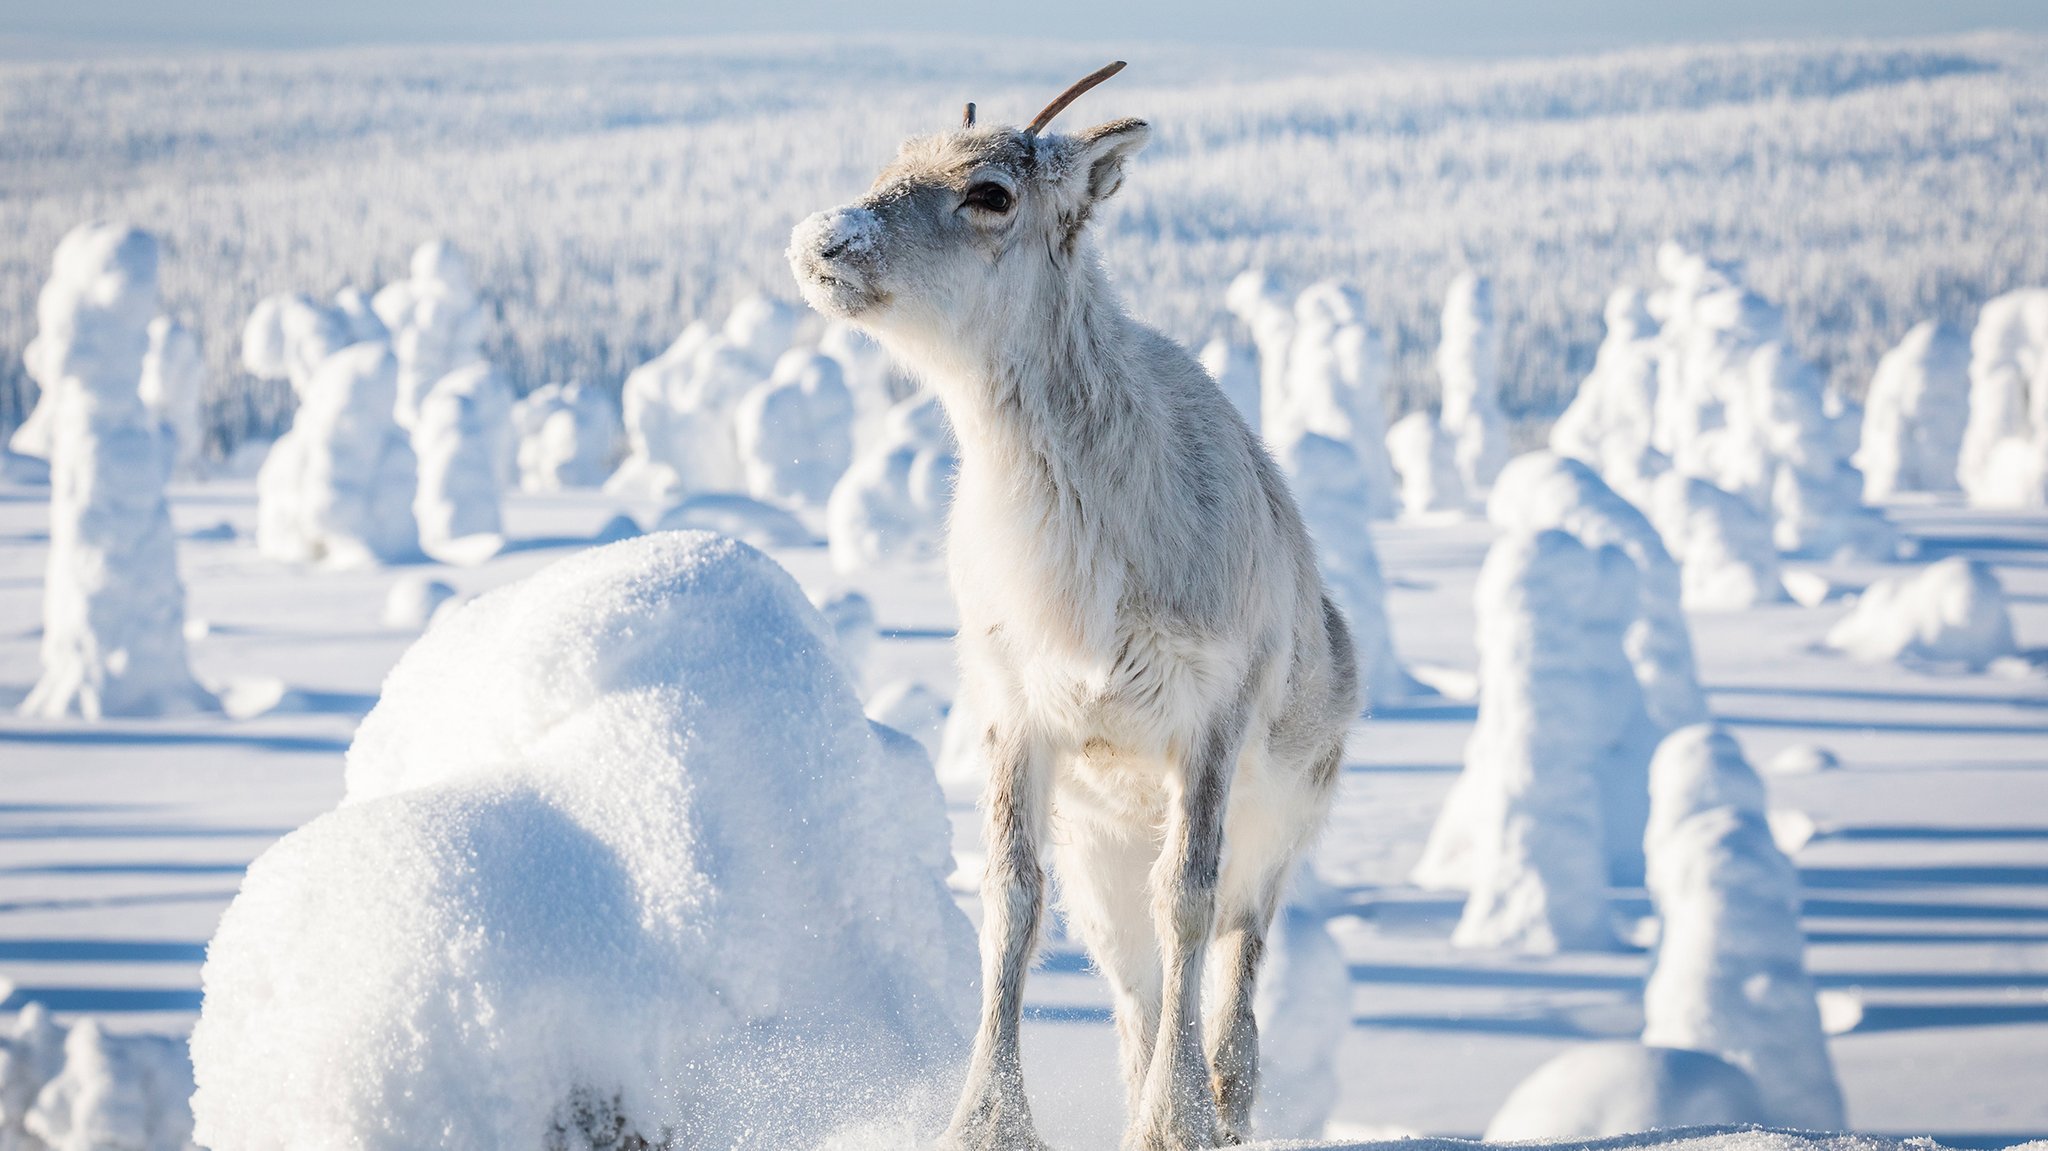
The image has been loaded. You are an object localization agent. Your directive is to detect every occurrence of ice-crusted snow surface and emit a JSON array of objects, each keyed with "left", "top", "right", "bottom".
[
  {"left": 1823, "top": 557, "right": 2017, "bottom": 668},
  {"left": 190, "top": 532, "right": 977, "bottom": 1151},
  {"left": 1484, "top": 1045, "right": 1766, "bottom": 1141},
  {"left": 1642, "top": 725, "right": 1845, "bottom": 1132},
  {"left": 20, "top": 223, "right": 214, "bottom": 720}
]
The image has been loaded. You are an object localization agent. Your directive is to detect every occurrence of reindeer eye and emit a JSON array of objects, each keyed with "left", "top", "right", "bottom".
[{"left": 964, "top": 183, "right": 1014, "bottom": 213}]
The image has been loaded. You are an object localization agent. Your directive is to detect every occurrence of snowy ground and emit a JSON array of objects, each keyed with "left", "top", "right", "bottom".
[{"left": 1, "top": 482, "right": 2045, "bottom": 1145}]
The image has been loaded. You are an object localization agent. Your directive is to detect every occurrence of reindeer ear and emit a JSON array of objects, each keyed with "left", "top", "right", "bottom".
[{"left": 1073, "top": 118, "right": 1150, "bottom": 204}]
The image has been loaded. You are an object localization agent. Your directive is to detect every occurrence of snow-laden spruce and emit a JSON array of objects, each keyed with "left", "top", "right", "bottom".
[
  {"left": 1641, "top": 724, "right": 1846, "bottom": 1131},
  {"left": 1437, "top": 272, "right": 1509, "bottom": 497},
  {"left": 1385, "top": 411, "right": 1468, "bottom": 518},
  {"left": 511, "top": 381, "right": 621, "bottom": 491},
  {"left": 1649, "top": 472, "right": 1784, "bottom": 611},
  {"left": 1550, "top": 287, "right": 1665, "bottom": 506},
  {"left": 1424, "top": 528, "right": 1639, "bottom": 950},
  {"left": 820, "top": 319, "right": 904, "bottom": 454},
  {"left": 1958, "top": 288, "right": 2048, "bottom": 508},
  {"left": 20, "top": 223, "right": 214, "bottom": 719},
  {"left": 411, "top": 361, "right": 514, "bottom": 565},
  {"left": 1250, "top": 871, "right": 1351, "bottom": 1142},
  {"left": 0, "top": 1004, "right": 198, "bottom": 1151},
  {"left": 1823, "top": 557, "right": 2016, "bottom": 668},
  {"left": 372, "top": 240, "right": 489, "bottom": 430},
  {"left": 253, "top": 338, "right": 420, "bottom": 567},
  {"left": 1855, "top": 321, "right": 1970, "bottom": 502},
  {"left": 1484, "top": 1045, "right": 1767, "bottom": 1141},
  {"left": 1199, "top": 336, "right": 1262, "bottom": 434},
  {"left": 608, "top": 295, "right": 802, "bottom": 499},
  {"left": 735, "top": 348, "right": 857, "bottom": 508},
  {"left": 190, "top": 532, "right": 978, "bottom": 1151},
  {"left": 140, "top": 316, "right": 208, "bottom": 479},
  {"left": 826, "top": 395, "right": 957, "bottom": 575},
  {"left": 1278, "top": 431, "right": 1418, "bottom": 705},
  {"left": 1648, "top": 244, "right": 1889, "bottom": 559}
]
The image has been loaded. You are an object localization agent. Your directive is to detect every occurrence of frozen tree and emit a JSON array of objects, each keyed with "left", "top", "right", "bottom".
[
  {"left": 411, "top": 362, "right": 512, "bottom": 565},
  {"left": 1225, "top": 269, "right": 1295, "bottom": 430},
  {"left": 1277, "top": 431, "right": 1418, "bottom": 704},
  {"left": 735, "top": 348, "right": 856, "bottom": 509},
  {"left": 1649, "top": 472, "right": 1784, "bottom": 611},
  {"left": 825, "top": 396, "right": 956, "bottom": 575},
  {"left": 608, "top": 320, "right": 712, "bottom": 498},
  {"left": 383, "top": 574, "right": 457, "bottom": 630},
  {"left": 139, "top": 316, "right": 207, "bottom": 478},
  {"left": 240, "top": 292, "right": 352, "bottom": 399},
  {"left": 1437, "top": 272, "right": 1510, "bottom": 496},
  {"left": 1958, "top": 288, "right": 2048, "bottom": 508},
  {"left": 1824, "top": 557, "right": 2017, "bottom": 668},
  {"left": 1250, "top": 870, "right": 1351, "bottom": 1141},
  {"left": 1484, "top": 1044, "right": 1766, "bottom": 1140},
  {"left": 1641, "top": 724, "right": 1846, "bottom": 1131},
  {"left": 721, "top": 292, "right": 801, "bottom": 366},
  {"left": 20, "top": 223, "right": 214, "bottom": 720},
  {"left": 607, "top": 297, "right": 795, "bottom": 498},
  {"left": 372, "top": 240, "right": 488, "bottom": 430},
  {"left": 1856, "top": 321, "right": 1970, "bottom": 501},
  {"left": 1198, "top": 336, "right": 1262, "bottom": 433},
  {"left": 1551, "top": 287, "right": 1667, "bottom": 505},
  {"left": 1270, "top": 281, "right": 1399, "bottom": 519},
  {"left": 820, "top": 318, "right": 902, "bottom": 454},
  {"left": 255, "top": 342, "right": 420, "bottom": 567},
  {"left": 511, "top": 381, "right": 621, "bottom": 491},
  {"left": 0, "top": 1006, "right": 198, "bottom": 1151},
  {"left": 1384, "top": 410, "right": 1467, "bottom": 517},
  {"left": 1422, "top": 529, "right": 1635, "bottom": 952}
]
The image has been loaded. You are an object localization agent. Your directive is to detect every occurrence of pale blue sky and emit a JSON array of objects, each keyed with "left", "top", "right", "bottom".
[{"left": 8, "top": 0, "right": 2047, "bottom": 56}]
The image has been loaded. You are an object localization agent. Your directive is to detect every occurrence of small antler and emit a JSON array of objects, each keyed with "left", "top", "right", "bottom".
[
  {"left": 1025, "top": 60, "right": 1127, "bottom": 136},
  {"left": 963, "top": 102, "right": 976, "bottom": 128}
]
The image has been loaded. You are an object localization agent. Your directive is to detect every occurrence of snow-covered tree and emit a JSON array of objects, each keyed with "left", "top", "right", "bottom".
[
  {"left": 1277, "top": 431, "right": 1418, "bottom": 705},
  {"left": 254, "top": 341, "right": 419, "bottom": 567},
  {"left": 735, "top": 348, "right": 856, "bottom": 509},
  {"left": 1198, "top": 336, "right": 1262, "bottom": 433},
  {"left": 372, "top": 240, "right": 488, "bottom": 431},
  {"left": 1648, "top": 471, "right": 1783, "bottom": 611},
  {"left": 1856, "top": 321, "right": 1970, "bottom": 501},
  {"left": 20, "top": 223, "right": 214, "bottom": 720},
  {"left": 139, "top": 316, "right": 208, "bottom": 479},
  {"left": 1437, "top": 272, "right": 1510, "bottom": 497},
  {"left": 411, "top": 362, "right": 512, "bottom": 565},
  {"left": 1550, "top": 287, "right": 1665, "bottom": 505},
  {"left": 511, "top": 381, "right": 621, "bottom": 492},
  {"left": 1958, "top": 288, "right": 2048, "bottom": 508},
  {"left": 825, "top": 396, "right": 956, "bottom": 575},
  {"left": 1385, "top": 410, "right": 1467, "bottom": 518}
]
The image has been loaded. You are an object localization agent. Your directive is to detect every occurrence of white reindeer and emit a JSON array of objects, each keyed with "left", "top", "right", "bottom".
[{"left": 788, "top": 64, "right": 1358, "bottom": 1151}]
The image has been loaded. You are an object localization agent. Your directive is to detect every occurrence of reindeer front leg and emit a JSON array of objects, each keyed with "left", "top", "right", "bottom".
[
  {"left": 1132, "top": 707, "right": 1246, "bottom": 1151},
  {"left": 944, "top": 725, "right": 1052, "bottom": 1151}
]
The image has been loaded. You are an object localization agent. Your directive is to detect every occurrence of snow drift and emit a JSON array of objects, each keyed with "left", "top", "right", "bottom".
[
  {"left": 1641, "top": 724, "right": 1845, "bottom": 1131},
  {"left": 190, "top": 532, "right": 978, "bottom": 1151},
  {"left": 1823, "top": 557, "right": 2017, "bottom": 668},
  {"left": 19, "top": 222, "right": 214, "bottom": 719}
]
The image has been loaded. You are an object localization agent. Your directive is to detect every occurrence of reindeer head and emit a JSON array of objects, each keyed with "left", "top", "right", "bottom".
[{"left": 788, "top": 63, "right": 1148, "bottom": 358}]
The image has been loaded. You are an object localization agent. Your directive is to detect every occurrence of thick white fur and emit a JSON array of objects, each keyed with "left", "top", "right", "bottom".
[{"left": 789, "top": 114, "right": 1357, "bottom": 1151}]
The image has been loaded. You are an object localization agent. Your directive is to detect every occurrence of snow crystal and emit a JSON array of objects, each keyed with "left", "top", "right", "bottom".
[
  {"left": 735, "top": 348, "right": 856, "bottom": 509},
  {"left": 1855, "top": 321, "right": 1970, "bottom": 501},
  {"left": 512, "top": 382, "right": 622, "bottom": 492},
  {"left": 1649, "top": 472, "right": 1784, "bottom": 611},
  {"left": 826, "top": 396, "right": 956, "bottom": 575},
  {"left": 1641, "top": 724, "right": 1845, "bottom": 1131},
  {"left": 1277, "top": 431, "right": 1418, "bottom": 706},
  {"left": 1437, "top": 272, "right": 1509, "bottom": 497},
  {"left": 255, "top": 341, "right": 420, "bottom": 568},
  {"left": 1958, "top": 288, "right": 2048, "bottom": 508},
  {"left": 411, "top": 361, "right": 512, "bottom": 565},
  {"left": 653, "top": 492, "right": 813, "bottom": 548},
  {"left": 20, "top": 223, "right": 214, "bottom": 719},
  {"left": 1484, "top": 1044, "right": 1767, "bottom": 1141},
  {"left": 1385, "top": 411, "right": 1468, "bottom": 519},
  {"left": 191, "top": 532, "right": 978, "bottom": 1151},
  {"left": 1823, "top": 557, "right": 2016, "bottom": 668},
  {"left": 1423, "top": 529, "right": 1635, "bottom": 952}
]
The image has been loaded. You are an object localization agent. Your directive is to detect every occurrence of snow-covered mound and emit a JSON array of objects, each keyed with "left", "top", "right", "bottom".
[
  {"left": 826, "top": 396, "right": 956, "bottom": 575},
  {"left": 1278, "top": 431, "right": 1419, "bottom": 705},
  {"left": 140, "top": 315, "right": 207, "bottom": 479},
  {"left": 735, "top": 348, "right": 856, "bottom": 509},
  {"left": 372, "top": 240, "right": 489, "bottom": 431},
  {"left": 254, "top": 341, "right": 420, "bottom": 567},
  {"left": 20, "top": 222, "right": 214, "bottom": 719},
  {"left": 1484, "top": 1044, "right": 1767, "bottom": 1141},
  {"left": 512, "top": 381, "right": 622, "bottom": 492},
  {"left": 1855, "top": 321, "right": 1970, "bottom": 501},
  {"left": 190, "top": 532, "right": 978, "bottom": 1151},
  {"left": 1649, "top": 472, "right": 1784, "bottom": 612},
  {"left": 1552, "top": 287, "right": 1666, "bottom": 505},
  {"left": 1648, "top": 244, "right": 1890, "bottom": 558},
  {"left": 1386, "top": 411, "right": 1468, "bottom": 518},
  {"left": 0, "top": 1004, "right": 198, "bottom": 1151},
  {"left": 1958, "top": 288, "right": 2048, "bottom": 508},
  {"left": 1437, "top": 272, "right": 1509, "bottom": 497},
  {"left": 411, "top": 361, "right": 512, "bottom": 565},
  {"left": 1823, "top": 557, "right": 2017, "bottom": 668},
  {"left": 1641, "top": 724, "right": 1845, "bottom": 1131},
  {"left": 1422, "top": 529, "right": 1636, "bottom": 952}
]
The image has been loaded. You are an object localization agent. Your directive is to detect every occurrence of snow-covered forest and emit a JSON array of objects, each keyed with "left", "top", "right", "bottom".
[{"left": 2, "top": 34, "right": 2045, "bottom": 452}]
